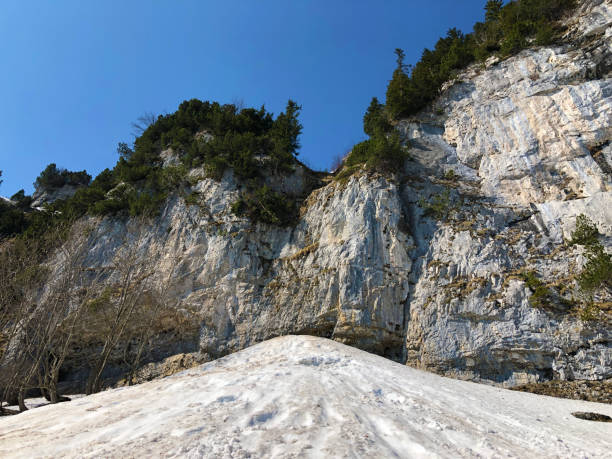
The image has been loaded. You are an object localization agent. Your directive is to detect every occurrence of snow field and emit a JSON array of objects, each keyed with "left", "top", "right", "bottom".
[{"left": 0, "top": 335, "right": 611, "bottom": 458}]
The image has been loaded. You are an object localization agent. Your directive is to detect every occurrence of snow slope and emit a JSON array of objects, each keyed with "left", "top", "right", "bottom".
[{"left": 1, "top": 336, "right": 611, "bottom": 458}]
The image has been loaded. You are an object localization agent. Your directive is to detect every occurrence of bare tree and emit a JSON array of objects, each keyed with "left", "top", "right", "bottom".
[
  {"left": 231, "top": 97, "right": 245, "bottom": 113},
  {"left": 33, "top": 228, "right": 100, "bottom": 403},
  {"left": 0, "top": 218, "right": 196, "bottom": 413},
  {"left": 83, "top": 240, "right": 156, "bottom": 394},
  {"left": 0, "top": 222, "right": 98, "bottom": 412},
  {"left": 0, "top": 236, "right": 42, "bottom": 412},
  {"left": 330, "top": 151, "right": 348, "bottom": 173},
  {"left": 116, "top": 254, "right": 198, "bottom": 386},
  {"left": 131, "top": 112, "right": 157, "bottom": 138}
]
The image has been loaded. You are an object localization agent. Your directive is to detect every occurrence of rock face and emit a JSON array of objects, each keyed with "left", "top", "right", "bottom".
[
  {"left": 31, "top": 184, "right": 81, "bottom": 208},
  {"left": 45, "top": 0, "right": 611, "bottom": 388},
  {"left": 400, "top": 0, "right": 611, "bottom": 386},
  {"left": 73, "top": 169, "right": 411, "bottom": 363}
]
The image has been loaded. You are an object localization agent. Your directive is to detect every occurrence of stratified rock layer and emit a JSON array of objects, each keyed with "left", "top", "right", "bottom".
[
  {"left": 43, "top": 0, "right": 611, "bottom": 388},
  {"left": 401, "top": 0, "right": 611, "bottom": 385}
]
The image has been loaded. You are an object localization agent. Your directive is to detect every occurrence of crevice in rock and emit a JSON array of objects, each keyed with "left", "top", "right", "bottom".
[{"left": 588, "top": 140, "right": 612, "bottom": 178}]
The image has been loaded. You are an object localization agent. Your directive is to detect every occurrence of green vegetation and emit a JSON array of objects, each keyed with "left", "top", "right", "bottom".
[
  {"left": 569, "top": 214, "right": 600, "bottom": 247},
  {"left": 577, "top": 301, "right": 601, "bottom": 322},
  {"left": 569, "top": 215, "right": 611, "bottom": 294},
  {"left": 34, "top": 163, "right": 91, "bottom": 190},
  {"left": 1, "top": 163, "right": 94, "bottom": 239},
  {"left": 183, "top": 191, "right": 200, "bottom": 207},
  {"left": 377, "top": 0, "right": 577, "bottom": 121},
  {"left": 0, "top": 199, "right": 27, "bottom": 237},
  {"left": 419, "top": 188, "right": 453, "bottom": 220},
  {"left": 341, "top": 0, "right": 576, "bottom": 180},
  {"left": 342, "top": 131, "right": 407, "bottom": 175},
  {"left": 567, "top": 215, "right": 612, "bottom": 320},
  {"left": 517, "top": 216, "right": 610, "bottom": 317},
  {"left": 231, "top": 185, "right": 297, "bottom": 226},
  {"left": 520, "top": 270, "right": 551, "bottom": 308},
  {"left": 363, "top": 97, "right": 391, "bottom": 137},
  {"left": 111, "top": 98, "right": 304, "bottom": 224},
  {"left": 10, "top": 190, "right": 33, "bottom": 210},
  {"left": 577, "top": 244, "right": 612, "bottom": 293},
  {"left": 0, "top": 98, "right": 308, "bottom": 239},
  {"left": 0, "top": 172, "right": 27, "bottom": 237}
]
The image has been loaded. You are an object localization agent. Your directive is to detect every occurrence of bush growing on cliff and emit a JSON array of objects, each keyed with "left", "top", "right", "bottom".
[
  {"left": 520, "top": 270, "right": 551, "bottom": 308},
  {"left": 10, "top": 190, "right": 32, "bottom": 210},
  {"left": 566, "top": 215, "right": 612, "bottom": 320},
  {"left": 383, "top": 0, "right": 577, "bottom": 120},
  {"left": 342, "top": 130, "right": 407, "bottom": 176},
  {"left": 0, "top": 173, "right": 28, "bottom": 238},
  {"left": 363, "top": 97, "right": 391, "bottom": 137},
  {"left": 578, "top": 244, "right": 612, "bottom": 293},
  {"left": 0, "top": 200, "right": 28, "bottom": 238},
  {"left": 569, "top": 215, "right": 612, "bottom": 294},
  {"left": 337, "top": 64, "right": 406, "bottom": 179},
  {"left": 34, "top": 163, "right": 91, "bottom": 190},
  {"left": 6, "top": 99, "right": 308, "bottom": 229},
  {"left": 385, "top": 49, "right": 414, "bottom": 120},
  {"left": 569, "top": 214, "right": 600, "bottom": 247},
  {"left": 231, "top": 185, "right": 297, "bottom": 226},
  {"left": 418, "top": 188, "right": 454, "bottom": 220},
  {"left": 110, "top": 99, "right": 304, "bottom": 223}
]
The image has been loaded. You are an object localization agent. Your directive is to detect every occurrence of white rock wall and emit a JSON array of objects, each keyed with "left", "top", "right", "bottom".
[
  {"left": 45, "top": 0, "right": 612, "bottom": 388},
  {"left": 402, "top": 0, "right": 611, "bottom": 385}
]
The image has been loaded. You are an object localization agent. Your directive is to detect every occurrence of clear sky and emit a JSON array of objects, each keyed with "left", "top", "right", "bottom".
[{"left": 0, "top": 0, "right": 487, "bottom": 196}]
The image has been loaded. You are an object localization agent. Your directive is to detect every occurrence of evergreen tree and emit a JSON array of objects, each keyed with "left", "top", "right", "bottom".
[
  {"left": 395, "top": 48, "right": 406, "bottom": 70},
  {"left": 269, "top": 100, "right": 302, "bottom": 173},
  {"left": 117, "top": 142, "right": 133, "bottom": 160},
  {"left": 10, "top": 190, "right": 32, "bottom": 210},
  {"left": 35, "top": 164, "right": 63, "bottom": 189},
  {"left": 363, "top": 97, "right": 390, "bottom": 137},
  {"left": 485, "top": 0, "right": 503, "bottom": 22},
  {"left": 381, "top": 0, "right": 577, "bottom": 121},
  {"left": 500, "top": 23, "right": 526, "bottom": 55},
  {"left": 386, "top": 49, "right": 412, "bottom": 119}
]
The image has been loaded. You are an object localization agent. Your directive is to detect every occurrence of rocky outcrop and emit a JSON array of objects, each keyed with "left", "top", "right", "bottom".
[
  {"left": 511, "top": 378, "right": 612, "bottom": 403},
  {"left": 31, "top": 184, "right": 82, "bottom": 208},
  {"left": 401, "top": 0, "right": 611, "bottom": 386},
  {"left": 42, "top": 0, "right": 611, "bottom": 389},
  {"left": 68, "top": 170, "right": 411, "bottom": 365}
]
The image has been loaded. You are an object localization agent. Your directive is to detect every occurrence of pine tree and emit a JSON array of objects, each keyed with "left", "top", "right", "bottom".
[
  {"left": 363, "top": 97, "right": 390, "bottom": 137},
  {"left": 271, "top": 100, "right": 302, "bottom": 156},
  {"left": 269, "top": 100, "right": 302, "bottom": 173},
  {"left": 485, "top": 0, "right": 503, "bottom": 22},
  {"left": 117, "top": 142, "right": 133, "bottom": 160},
  {"left": 385, "top": 49, "right": 412, "bottom": 119},
  {"left": 395, "top": 48, "right": 406, "bottom": 70}
]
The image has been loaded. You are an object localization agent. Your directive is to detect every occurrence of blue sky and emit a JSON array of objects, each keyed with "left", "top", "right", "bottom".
[{"left": 0, "top": 0, "right": 486, "bottom": 196}]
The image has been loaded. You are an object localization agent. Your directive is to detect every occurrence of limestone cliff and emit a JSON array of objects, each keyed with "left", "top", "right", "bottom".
[
  {"left": 45, "top": 0, "right": 611, "bottom": 389},
  {"left": 401, "top": 0, "right": 611, "bottom": 385}
]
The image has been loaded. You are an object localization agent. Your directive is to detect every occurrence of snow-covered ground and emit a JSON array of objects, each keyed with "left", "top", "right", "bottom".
[{"left": 1, "top": 336, "right": 611, "bottom": 458}]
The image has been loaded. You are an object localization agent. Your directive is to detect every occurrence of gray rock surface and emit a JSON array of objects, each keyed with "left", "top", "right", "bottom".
[
  {"left": 401, "top": 0, "right": 611, "bottom": 385},
  {"left": 72, "top": 170, "right": 411, "bottom": 363},
  {"left": 31, "top": 184, "right": 81, "bottom": 208},
  {"left": 43, "top": 0, "right": 611, "bottom": 388}
]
